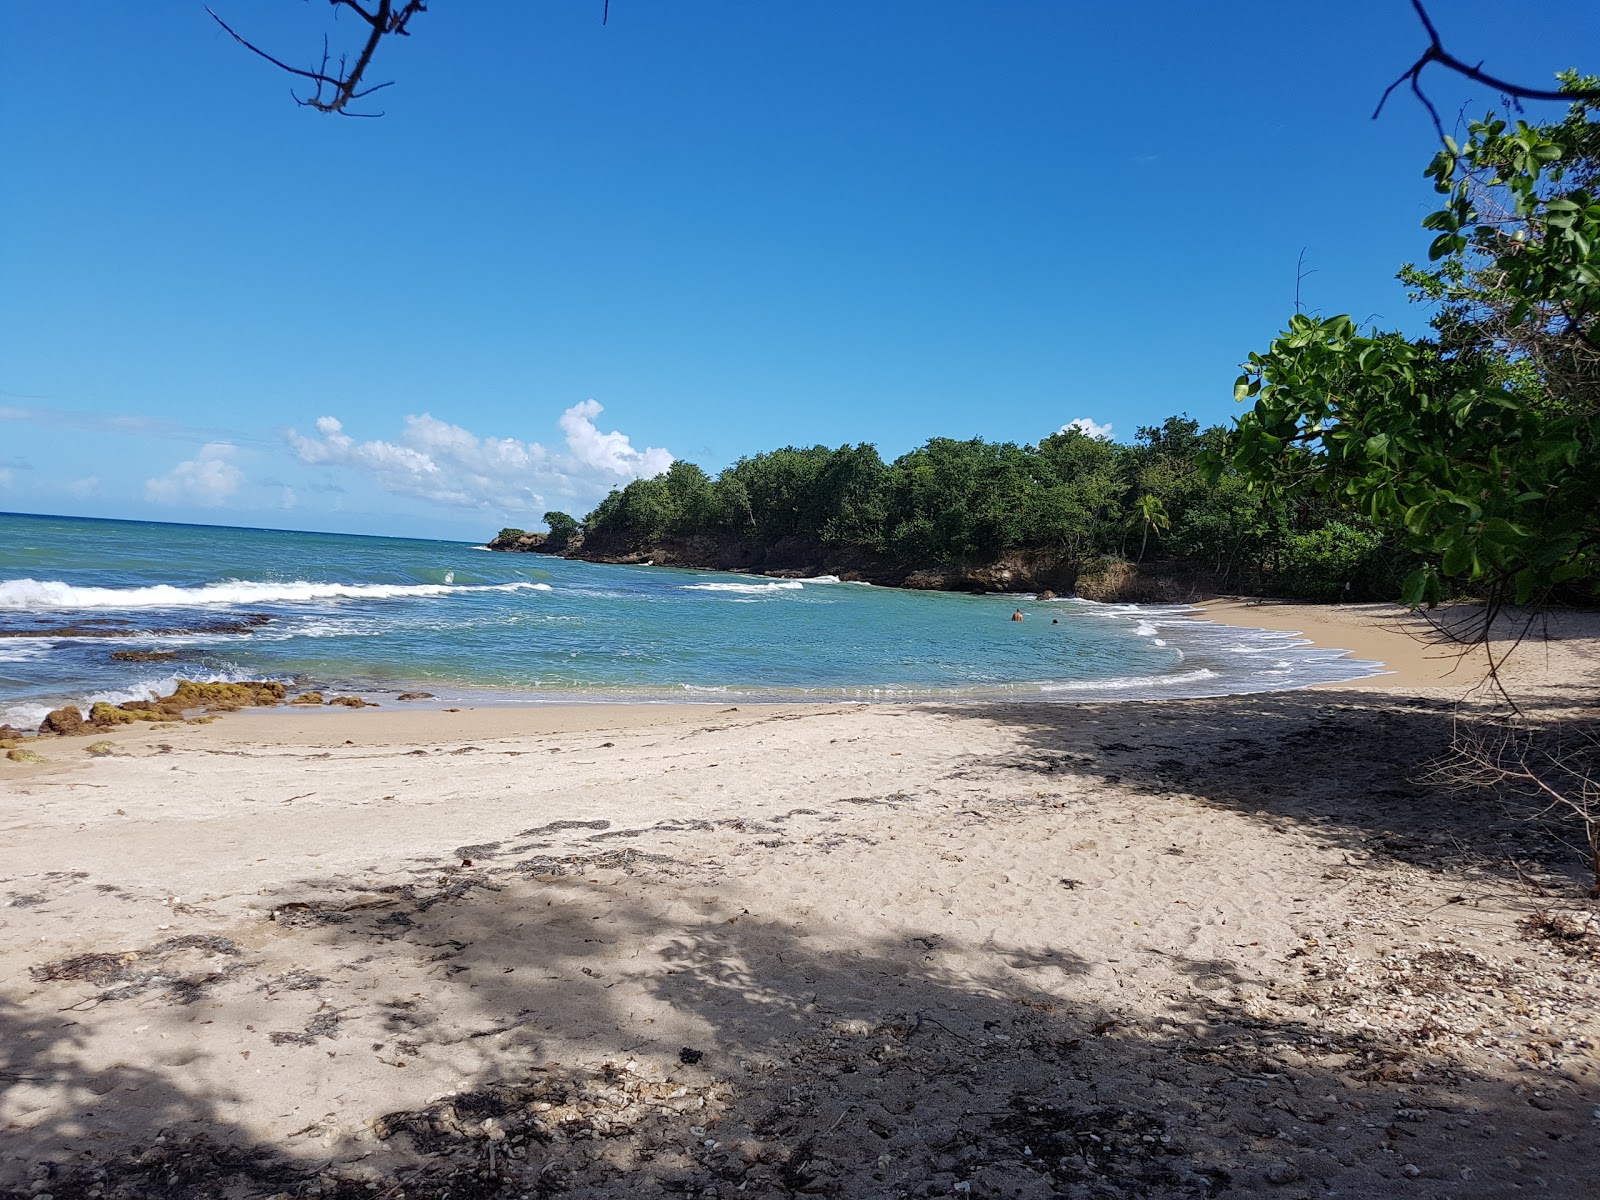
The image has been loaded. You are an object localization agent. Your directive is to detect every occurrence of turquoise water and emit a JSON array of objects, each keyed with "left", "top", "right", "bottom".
[{"left": 0, "top": 511, "right": 1381, "bottom": 725}]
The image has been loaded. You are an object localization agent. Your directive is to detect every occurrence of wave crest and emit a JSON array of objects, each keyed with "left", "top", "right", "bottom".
[
  {"left": 682, "top": 580, "right": 804, "bottom": 594},
  {"left": 0, "top": 578, "right": 550, "bottom": 611}
]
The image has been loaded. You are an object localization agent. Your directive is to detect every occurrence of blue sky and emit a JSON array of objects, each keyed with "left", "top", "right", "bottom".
[{"left": 3, "top": 1, "right": 1597, "bottom": 540}]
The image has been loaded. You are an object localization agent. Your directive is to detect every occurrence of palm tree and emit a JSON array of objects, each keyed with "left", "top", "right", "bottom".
[{"left": 1133, "top": 494, "right": 1170, "bottom": 563}]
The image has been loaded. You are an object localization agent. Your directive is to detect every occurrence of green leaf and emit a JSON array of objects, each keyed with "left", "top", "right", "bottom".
[{"left": 1401, "top": 567, "right": 1429, "bottom": 609}]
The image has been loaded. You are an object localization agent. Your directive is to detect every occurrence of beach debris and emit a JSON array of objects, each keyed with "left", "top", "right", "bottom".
[
  {"left": 31, "top": 934, "right": 244, "bottom": 1004},
  {"left": 371, "top": 1063, "right": 729, "bottom": 1156},
  {"left": 397, "top": 691, "right": 436, "bottom": 700},
  {"left": 326, "top": 695, "right": 377, "bottom": 707},
  {"left": 988, "top": 1099, "right": 1215, "bottom": 1194},
  {"left": 6, "top": 747, "right": 46, "bottom": 763},
  {"left": 679, "top": 1046, "right": 705, "bottom": 1064},
  {"left": 84, "top": 740, "right": 118, "bottom": 756},
  {"left": 289, "top": 690, "right": 324, "bottom": 705},
  {"left": 269, "top": 1007, "right": 343, "bottom": 1045},
  {"left": 1520, "top": 908, "right": 1600, "bottom": 957},
  {"left": 515, "top": 848, "right": 669, "bottom": 877},
  {"left": 267, "top": 893, "right": 399, "bottom": 926},
  {"left": 262, "top": 968, "right": 327, "bottom": 994}
]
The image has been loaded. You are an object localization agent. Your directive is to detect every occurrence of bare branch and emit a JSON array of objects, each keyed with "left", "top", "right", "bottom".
[
  {"left": 1377, "top": 0, "right": 1600, "bottom": 137},
  {"left": 1432, "top": 711, "right": 1600, "bottom": 896},
  {"left": 206, "top": 0, "right": 427, "bottom": 117}
]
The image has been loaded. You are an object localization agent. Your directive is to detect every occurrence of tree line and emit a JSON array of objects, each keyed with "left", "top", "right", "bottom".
[
  {"left": 505, "top": 415, "right": 1413, "bottom": 601},
  {"left": 506, "top": 72, "right": 1600, "bottom": 611}
]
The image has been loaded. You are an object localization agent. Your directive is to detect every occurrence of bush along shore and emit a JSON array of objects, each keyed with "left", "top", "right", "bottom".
[{"left": 488, "top": 417, "right": 1422, "bottom": 602}]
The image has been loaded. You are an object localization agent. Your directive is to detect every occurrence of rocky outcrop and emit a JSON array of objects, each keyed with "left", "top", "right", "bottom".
[
  {"left": 36, "top": 681, "right": 291, "bottom": 736},
  {"left": 1071, "top": 557, "right": 1220, "bottom": 604},
  {"left": 487, "top": 531, "right": 555, "bottom": 553},
  {"left": 487, "top": 528, "right": 1220, "bottom": 602},
  {"left": 40, "top": 707, "right": 87, "bottom": 736}
]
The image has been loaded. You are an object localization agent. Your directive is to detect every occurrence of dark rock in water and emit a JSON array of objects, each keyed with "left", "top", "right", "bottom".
[
  {"left": 110, "top": 649, "right": 180, "bottom": 662},
  {"left": 326, "top": 695, "right": 377, "bottom": 708},
  {"left": 2, "top": 613, "right": 272, "bottom": 639},
  {"left": 289, "top": 691, "right": 324, "bottom": 705},
  {"left": 1036, "top": 589, "right": 1057, "bottom": 601},
  {"left": 396, "top": 692, "right": 435, "bottom": 701},
  {"left": 40, "top": 707, "right": 86, "bottom": 737},
  {"left": 487, "top": 530, "right": 553, "bottom": 553}
]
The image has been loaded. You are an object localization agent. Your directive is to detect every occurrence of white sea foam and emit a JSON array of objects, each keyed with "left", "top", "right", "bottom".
[
  {"left": 0, "top": 578, "right": 549, "bottom": 611},
  {"left": 1134, "top": 621, "right": 1159, "bottom": 637},
  {"left": 0, "top": 643, "right": 51, "bottom": 664},
  {"left": 682, "top": 580, "right": 804, "bottom": 594},
  {"left": 1040, "top": 668, "right": 1218, "bottom": 692}
]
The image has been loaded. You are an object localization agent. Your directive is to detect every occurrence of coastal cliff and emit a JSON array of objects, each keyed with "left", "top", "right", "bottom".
[{"left": 485, "top": 529, "right": 1215, "bottom": 601}]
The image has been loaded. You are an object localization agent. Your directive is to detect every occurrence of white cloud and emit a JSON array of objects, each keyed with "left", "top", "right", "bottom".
[
  {"left": 286, "top": 401, "right": 673, "bottom": 514},
  {"left": 66, "top": 476, "right": 99, "bottom": 498},
  {"left": 145, "top": 443, "right": 243, "bottom": 507},
  {"left": 1059, "top": 417, "right": 1113, "bottom": 440}
]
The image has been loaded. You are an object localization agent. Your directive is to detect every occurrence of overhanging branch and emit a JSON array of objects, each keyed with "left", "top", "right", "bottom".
[
  {"left": 206, "top": 0, "right": 427, "bottom": 117},
  {"left": 1377, "top": 0, "right": 1600, "bottom": 138}
]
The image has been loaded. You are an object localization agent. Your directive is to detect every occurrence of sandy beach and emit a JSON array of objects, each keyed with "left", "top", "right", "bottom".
[{"left": 3, "top": 603, "right": 1599, "bottom": 1198}]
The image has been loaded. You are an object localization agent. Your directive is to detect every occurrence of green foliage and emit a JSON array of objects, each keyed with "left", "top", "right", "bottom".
[
  {"left": 495, "top": 528, "right": 527, "bottom": 542},
  {"left": 1276, "top": 523, "right": 1386, "bottom": 602},
  {"left": 542, "top": 511, "right": 579, "bottom": 545},
  {"left": 1218, "top": 79, "right": 1600, "bottom": 607},
  {"left": 574, "top": 418, "right": 1402, "bottom": 599}
]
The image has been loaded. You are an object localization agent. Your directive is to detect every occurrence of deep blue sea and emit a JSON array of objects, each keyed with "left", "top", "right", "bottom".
[{"left": 0, "top": 512, "right": 1382, "bottom": 726}]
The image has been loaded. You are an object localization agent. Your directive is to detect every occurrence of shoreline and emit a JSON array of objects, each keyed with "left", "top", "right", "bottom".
[
  {"left": 3, "top": 603, "right": 1598, "bottom": 1196},
  {"left": 4, "top": 598, "right": 1408, "bottom": 737},
  {"left": 1190, "top": 598, "right": 1452, "bottom": 691}
]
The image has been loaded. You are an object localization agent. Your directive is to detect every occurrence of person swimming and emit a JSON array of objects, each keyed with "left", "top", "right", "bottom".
[{"left": 1011, "top": 609, "right": 1024, "bottom": 621}]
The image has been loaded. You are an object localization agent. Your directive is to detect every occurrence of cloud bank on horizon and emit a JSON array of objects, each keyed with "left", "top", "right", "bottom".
[{"left": 286, "top": 400, "right": 673, "bottom": 516}]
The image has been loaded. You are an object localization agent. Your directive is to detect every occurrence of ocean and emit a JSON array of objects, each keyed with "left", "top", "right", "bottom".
[{"left": 0, "top": 511, "right": 1382, "bottom": 727}]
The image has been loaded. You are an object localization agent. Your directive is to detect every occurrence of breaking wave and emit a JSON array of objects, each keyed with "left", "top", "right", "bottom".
[
  {"left": 0, "top": 579, "right": 551, "bottom": 611},
  {"left": 1040, "top": 668, "right": 1219, "bottom": 693},
  {"left": 682, "top": 580, "right": 805, "bottom": 594}
]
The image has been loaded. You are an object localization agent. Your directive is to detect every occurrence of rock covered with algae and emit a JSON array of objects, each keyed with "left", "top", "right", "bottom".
[{"left": 37, "top": 680, "right": 288, "bottom": 735}]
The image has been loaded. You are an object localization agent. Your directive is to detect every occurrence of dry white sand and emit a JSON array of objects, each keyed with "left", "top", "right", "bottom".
[{"left": 2, "top": 603, "right": 1598, "bottom": 1198}]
